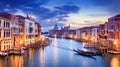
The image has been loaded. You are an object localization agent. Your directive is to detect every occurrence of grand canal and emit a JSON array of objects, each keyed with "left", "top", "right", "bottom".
[{"left": 0, "top": 38, "right": 120, "bottom": 67}]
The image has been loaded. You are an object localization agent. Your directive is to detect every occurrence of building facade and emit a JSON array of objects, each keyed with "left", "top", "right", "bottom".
[
  {"left": 105, "top": 14, "right": 120, "bottom": 50},
  {"left": 0, "top": 16, "right": 12, "bottom": 51},
  {"left": 91, "top": 27, "right": 99, "bottom": 42},
  {"left": 0, "top": 12, "right": 41, "bottom": 51},
  {"left": 76, "top": 27, "right": 94, "bottom": 42}
]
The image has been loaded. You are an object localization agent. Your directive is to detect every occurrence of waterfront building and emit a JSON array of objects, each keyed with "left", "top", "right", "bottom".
[
  {"left": 76, "top": 27, "right": 94, "bottom": 41},
  {"left": 35, "top": 22, "right": 41, "bottom": 41},
  {"left": 49, "top": 24, "right": 76, "bottom": 38},
  {"left": 0, "top": 12, "right": 41, "bottom": 51},
  {"left": 17, "top": 15, "right": 41, "bottom": 47},
  {"left": 91, "top": 27, "right": 99, "bottom": 42},
  {"left": 0, "top": 12, "right": 12, "bottom": 51},
  {"left": 105, "top": 14, "right": 120, "bottom": 50},
  {"left": 54, "top": 24, "right": 59, "bottom": 30},
  {"left": 97, "top": 24, "right": 106, "bottom": 46}
]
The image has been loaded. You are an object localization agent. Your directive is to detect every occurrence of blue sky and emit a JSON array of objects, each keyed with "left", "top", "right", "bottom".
[{"left": 0, "top": 0, "right": 120, "bottom": 32}]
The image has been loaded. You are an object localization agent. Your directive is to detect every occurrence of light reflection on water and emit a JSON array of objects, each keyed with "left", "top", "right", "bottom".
[
  {"left": 110, "top": 55, "right": 120, "bottom": 67},
  {"left": 69, "top": 39, "right": 73, "bottom": 64},
  {"left": 0, "top": 38, "right": 120, "bottom": 67},
  {"left": 53, "top": 38, "right": 58, "bottom": 67}
]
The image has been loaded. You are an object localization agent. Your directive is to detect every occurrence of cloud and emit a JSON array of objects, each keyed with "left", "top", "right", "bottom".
[
  {"left": 0, "top": 0, "right": 49, "bottom": 7},
  {"left": 0, "top": 0, "right": 80, "bottom": 26},
  {"left": 55, "top": 5, "right": 80, "bottom": 13},
  {"left": 4, "top": 8, "right": 12, "bottom": 12},
  {"left": 88, "top": 13, "right": 111, "bottom": 17},
  {"left": 14, "top": 9, "right": 26, "bottom": 16},
  {"left": 0, "top": 0, "right": 80, "bottom": 32},
  {"left": 90, "top": 0, "right": 120, "bottom": 14}
]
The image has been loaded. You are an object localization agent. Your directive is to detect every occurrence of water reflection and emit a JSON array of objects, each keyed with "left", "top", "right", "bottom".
[
  {"left": 53, "top": 38, "right": 58, "bottom": 67},
  {"left": 69, "top": 40, "right": 73, "bottom": 65},
  {"left": 0, "top": 56, "right": 24, "bottom": 67},
  {"left": 40, "top": 48, "right": 45, "bottom": 67},
  {"left": 0, "top": 38, "right": 120, "bottom": 67},
  {"left": 110, "top": 55, "right": 120, "bottom": 67},
  {"left": 82, "top": 61, "right": 89, "bottom": 67}
]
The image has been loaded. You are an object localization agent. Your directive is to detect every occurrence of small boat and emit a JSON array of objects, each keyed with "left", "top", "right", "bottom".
[
  {"left": 0, "top": 52, "right": 8, "bottom": 58},
  {"left": 77, "top": 49, "right": 96, "bottom": 56},
  {"left": 73, "top": 49, "right": 93, "bottom": 57},
  {"left": 9, "top": 49, "right": 25, "bottom": 55}
]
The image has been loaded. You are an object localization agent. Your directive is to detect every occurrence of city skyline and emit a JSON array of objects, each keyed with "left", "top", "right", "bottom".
[{"left": 0, "top": 0, "right": 120, "bottom": 32}]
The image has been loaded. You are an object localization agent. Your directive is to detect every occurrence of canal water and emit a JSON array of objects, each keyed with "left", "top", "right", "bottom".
[{"left": 0, "top": 38, "right": 119, "bottom": 67}]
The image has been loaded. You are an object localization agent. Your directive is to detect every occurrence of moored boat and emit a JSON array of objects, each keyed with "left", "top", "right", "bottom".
[
  {"left": 9, "top": 49, "right": 25, "bottom": 55},
  {"left": 0, "top": 52, "right": 8, "bottom": 58},
  {"left": 108, "top": 50, "right": 120, "bottom": 55}
]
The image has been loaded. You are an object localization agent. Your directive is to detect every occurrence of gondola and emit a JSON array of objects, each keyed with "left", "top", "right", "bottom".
[{"left": 73, "top": 49, "right": 93, "bottom": 57}]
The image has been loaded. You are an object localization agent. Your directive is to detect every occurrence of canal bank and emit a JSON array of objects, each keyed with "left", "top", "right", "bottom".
[
  {"left": 0, "top": 38, "right": 119, "bottom": 67},
  {"left": 0, "top": 38, "right": 50, "bottom": 57}
]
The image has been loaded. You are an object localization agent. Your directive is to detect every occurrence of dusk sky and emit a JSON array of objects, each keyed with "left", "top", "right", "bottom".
[{"left": 0, "top": 0, "right": 120, "bottom": 32}]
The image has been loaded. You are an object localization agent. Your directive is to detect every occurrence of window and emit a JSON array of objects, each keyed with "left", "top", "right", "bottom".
[
  {"left": 29, "top": 27, "right": 33, "bottom": 33},
  {"left": 19, "top": 28, "right": 23, "bottom": 33},
  {"left": 29, "top": 23, "right": 32, "bottom": 26},
  {"left": 4, "top": 21, "right": 10, "bottom": 28},
  {"left": 35, "top": 29, "right": 37, "bottom": 33},
  {"left": 111, "top": 34, "right": 115, "bottom": 39},
  {"left": 6, "top": 22, "right": 10, "bottom": 28},
  {"left": 4, "top": 21, "right": 5, "bottom": 27},
  {"left": 109, "top": 25, "right": 115, "bottom": 30},
  {"left": 4, "top": 31, "right": 10, "bottom": 38}
]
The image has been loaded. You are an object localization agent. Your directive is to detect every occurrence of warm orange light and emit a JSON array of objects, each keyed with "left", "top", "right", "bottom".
[
  {"left": 91, "top": 37, "right": 94, "bottom": 41},
  {"left": 54, "top": 34, "right": 57, "bottom": 38},
  {"left": 61, "top": 35, "right": 65, "bottom": 38},
  {"left": 69, "top": 34, "right": 73, "bottom": 38},
  {"left": 114, "top": 39, "right": 118, "bottom": 45},
  {"left": 20, "top": 40, "right": 23, "bottom": 44},
  {"left": 110, "top": 57, "right": 119, "bottom": 67},
  {"left": 83, "top": 36, "right": 88, "bottom": 40},
  {"left": 74, "top": 35, "right": 77, "bottom": 39},
  {"left": 42, "top": 38, "right": 45, "bottom": 41}
]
